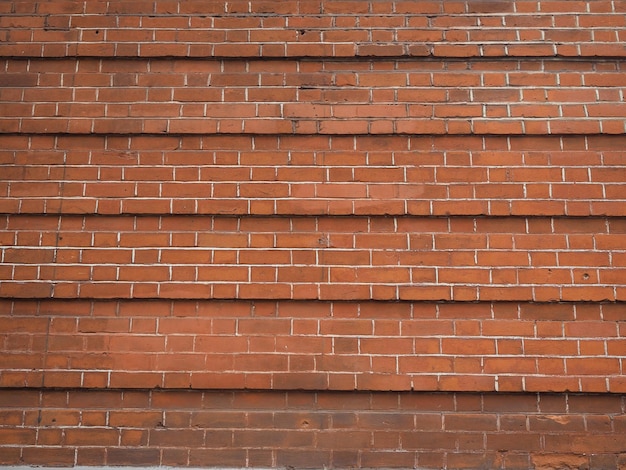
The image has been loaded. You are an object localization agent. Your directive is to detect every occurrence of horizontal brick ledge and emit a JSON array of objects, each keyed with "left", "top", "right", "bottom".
[
  {"left": 3, "top": 43, "right": 626, "bottom": 59},
  {"left": 3, "top": 199, "right": 626, "bottom": 217},
  {"left": 3, "top": 371, "right": 626, "bottom": 393},
  {"left": 2, "top": 121, "right": 625, "bottom": 136},
  {"left": 2, "top": 0, "right": 623, "bottom": 14}
]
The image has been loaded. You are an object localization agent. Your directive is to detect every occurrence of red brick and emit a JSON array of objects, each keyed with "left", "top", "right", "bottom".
[
  {"left": 0, "top": 3, "right": 624, "bottom": 466},
  {"left": 21, "top": 448, "right": 76, "bottom": 466}
]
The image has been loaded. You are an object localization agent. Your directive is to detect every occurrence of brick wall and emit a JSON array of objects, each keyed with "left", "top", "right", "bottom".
[
  {"left": 2, "top": 389, "right": 626, "bottom": 469},
  {"left": 1, "top": 1, "right": 625, "bottom": 468}
]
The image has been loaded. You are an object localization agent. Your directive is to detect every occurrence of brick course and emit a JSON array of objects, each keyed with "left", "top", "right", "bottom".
[
  {"left": 1, "top": 58, "right": 625, "bottom": 135},
  {"left": 1, "top": 0, "right": 625, "bottom": 468},
  {"left": 1, "top": 390, "right": 626, "bottom": 469},
  {"left": 1, "top": 299, "right": 624, "bottom": 394}
]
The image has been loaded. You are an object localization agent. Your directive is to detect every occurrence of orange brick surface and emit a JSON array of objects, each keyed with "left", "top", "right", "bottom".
[{"left": 1, "top": 1, "right": 625, "bottom": 468}]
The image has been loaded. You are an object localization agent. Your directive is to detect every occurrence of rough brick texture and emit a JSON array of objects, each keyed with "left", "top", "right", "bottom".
[
  {"left": 1, "top": 390, "right": 626, "bottom": 469},
  {"left": 2, "top": 299, "right": 625, "bottom": 394},
  {"left": 1, "top": 1, "right": 625, "bottom": 468}
]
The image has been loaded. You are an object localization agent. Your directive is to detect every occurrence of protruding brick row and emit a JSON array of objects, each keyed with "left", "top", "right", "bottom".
[
  {"left": 1, "top": 135, "right": 624, "bottom": 217},
  {"left": 1, "top": 214, "right": 624, "bottom": 302},
  {"left": 1, "top": 300, "right": 625, "bottom": 392},
  {"left": 1, "top": 0, "right": 625, "bottom": 59},
  {"left": 1, "top": 58, "right": 625, "bottom": 136},
  {"left": 2, "top": 0, "right": 623, "bottom": 15}
]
